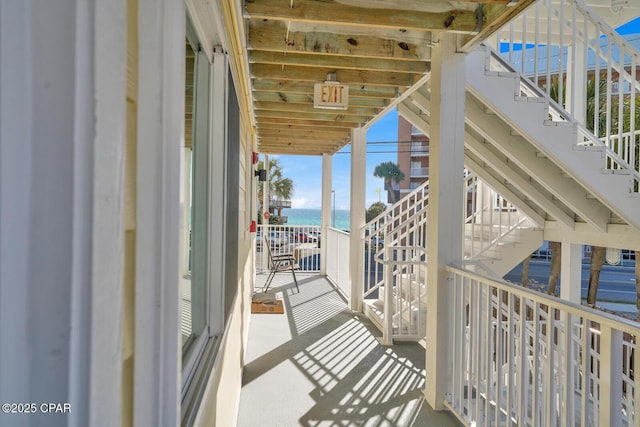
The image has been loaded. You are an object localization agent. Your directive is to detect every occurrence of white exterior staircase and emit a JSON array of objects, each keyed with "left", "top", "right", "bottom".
[{"left": 363, "top": 0, "right": 640, "bottom": 344}]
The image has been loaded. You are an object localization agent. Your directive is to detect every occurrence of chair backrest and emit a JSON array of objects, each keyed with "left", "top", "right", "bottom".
[{"left": 264, "top": 234, "right": 275, "bottom": 267}]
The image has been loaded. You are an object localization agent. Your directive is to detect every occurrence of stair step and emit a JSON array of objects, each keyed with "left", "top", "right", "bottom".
[
  {"left": 542, "top": 120, "right": 575, "bottom": 128},
  {"left": 514, "top": 95, "right": 548, "bottom": 104}
]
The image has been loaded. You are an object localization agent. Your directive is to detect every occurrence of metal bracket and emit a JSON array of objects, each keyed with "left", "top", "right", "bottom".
[{"left": 472, "top": 4, "right": 484, "bottom": 36}]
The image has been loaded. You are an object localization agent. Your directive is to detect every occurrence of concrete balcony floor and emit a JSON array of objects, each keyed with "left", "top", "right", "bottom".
[{"left": 237, "top": 273, "right": 461, "bottom": 427}]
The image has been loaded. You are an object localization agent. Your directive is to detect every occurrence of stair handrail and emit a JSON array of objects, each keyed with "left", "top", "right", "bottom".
[
  {"left": 363, "top": 179, "right": 430, "bottom": 229},
  {"left": 485, "top": 0, "right": 640, "bottom": 191},
  {"left": 362, "top": 181, "right": 429, "bottom": 300},
  {"left": 485, "top": 44, "right": 640, "bottom": 190},
  {"left": 463, "top": 173, "right": 530, "bottom": 259}
]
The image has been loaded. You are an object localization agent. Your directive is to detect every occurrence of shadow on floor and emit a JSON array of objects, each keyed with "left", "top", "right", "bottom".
[{"left": 237, "top": 274, "right": 461, "bottom": 427}]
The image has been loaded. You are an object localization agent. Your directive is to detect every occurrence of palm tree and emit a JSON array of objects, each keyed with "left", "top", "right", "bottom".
[
  {"left": 583, "top": 78, "right": 640, "bottom": 307},
  {"left": 257, "top": 158, "right": 294, "bottom": 220},
  {"left": 366, "top": 201, "right": 387, "bottom": 223},
  {"left": 547, "top": 241, "right": 561, "bottom": 295},
  {"left": 373, "top": 161, "right": 405, "bottom": 204},
  {"left": 586, "top": 246, "right": 606, "bottom": 306}
]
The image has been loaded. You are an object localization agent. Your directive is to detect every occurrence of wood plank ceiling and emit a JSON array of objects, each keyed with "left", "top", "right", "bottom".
[{"left": 243, "top": 0, "right": 536, "bottom": 155}]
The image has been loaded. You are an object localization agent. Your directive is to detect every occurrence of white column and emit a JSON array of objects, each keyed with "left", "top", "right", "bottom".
[
  {"left": 262, "top": 154, "right": 270, "bottom": 270},
  {"left": 134, "top": 0, "right": 183, "bottom": 425},
  {"left": 1, "top": 1, "right": 128, "bottom": 425},
  {"left": 425, "top": 33, "right": 466, "bottom": 410},
  {"left": 349, "top": 128, "right": 367, "bottom": 311},
  {"left": 321, "top": 154, "right": 333, "bottom": 275},
  {"left": 560, "top": 242, "right": 582, "bottom": 304}
]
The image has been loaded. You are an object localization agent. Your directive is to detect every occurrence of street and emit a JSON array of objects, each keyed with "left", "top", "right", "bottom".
[{"left": 504, "top": 260, "right": 638, "bottom": 303}]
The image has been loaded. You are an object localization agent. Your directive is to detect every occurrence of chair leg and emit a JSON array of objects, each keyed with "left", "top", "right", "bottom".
[
  {"left": 290, "top": 266, "right": 299, "bottom": 293},
  {"left": 264, "top": 262, "right": 279, "bottom": 291}
]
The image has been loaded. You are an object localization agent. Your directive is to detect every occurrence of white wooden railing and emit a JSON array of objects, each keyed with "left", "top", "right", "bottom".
[
  {"left": 361, "top": 174, "right": 535, "bottom": 341},
  {"left": 362, "top": 180, "right": 429, "bottom": 300},
  {"left": 379, "top": 246, "right": 427, "bottom": 344},
  {"left": 326, "top": 227, "right": 350, "bottom": 299},
  {"left": 486, "top": 0, "right": 640, "bottom": 192},
  {"left": 447, "top": 266, "right": 640, "bottom": 427},
  {"left": 464, "top": 174, "right": 529, "bottom": 260},
  {"left": 256, "top": 224, "right": 321, "bottom": 274}
]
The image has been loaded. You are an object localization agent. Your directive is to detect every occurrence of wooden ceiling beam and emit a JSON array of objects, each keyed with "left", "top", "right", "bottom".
[
  {"left": 253, "top": 79, "right": 402, "bottom": 98},
  {"left": 459, "top": 0, "right": 538, "bottom": 52},
  {"left": 247, "top": 20, "right": 431, "bottom": 61},
  {"left": 256, "top": 117, "right": 359, "bottom": 128},
  {"left": 258, "top": 130, "right": 349, "bottom": 140},
  {"left": 245, "top": 0, "right": 478, "bottom": 33},
  {"left": 257, "top": 123, "right": 351, "bottom": 133},
  {"left": 249, "top": 50, "right": 429, "bottom": 74},
  {"left": 252, "top": 64, "right": 416, "bottom": 87},
  {"left": 256, "top": 110, "right": 367, "bottom": 123},
  {"left": 258, "top": 136, "right": 347, "bottom": 145},
  {"left": 253, "top": 91, "right": 388, "bottom": 108},
  {"left": 254, "top": 101, "right": 379, "bottom": 116},
  {"left": 258, "top": 150, "right": 331, "bottom": 156}
]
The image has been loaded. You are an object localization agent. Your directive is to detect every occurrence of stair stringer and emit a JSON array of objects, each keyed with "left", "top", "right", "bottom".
[
  {"left": 478, "top": 227, "right": 543, "bottom": 276},
  {"left": 466, "top": 48, "right": 640, "bottom": 231}
]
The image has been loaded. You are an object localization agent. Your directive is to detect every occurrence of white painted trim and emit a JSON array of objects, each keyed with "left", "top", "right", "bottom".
[
  {"left": 84, "top": 0, "right": 127, "bottom": 423},
  {"left": 560, "top": 242, "right": 582, "bottom": 303},
  {"left": 134, "top": 0, "right": 184, "bottom": 424},
  {"left": 209, "top": 49, "right": 228, "bottom": 335},
  {"left": 425, "top": 33, "right": 466, "bottom": 410},
  {"left": 349, "top": 128, "right": 366, "bottom": 311},
  {"left": 0, "top": 0, "right": 33, "bottom": 409},
  {"left": 544, "top": 222, "right": 640, "bottom": 250},
  {"left": 321, "top": 154, "right": 333, "bottom": 276}
]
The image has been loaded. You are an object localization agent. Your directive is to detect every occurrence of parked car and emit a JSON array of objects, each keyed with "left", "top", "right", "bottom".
[
  {"left": 296, "top": 232, "right": 317, "bottom": 243},
  {"left": 364, "top": 235, "right": 384, "bottom": 250},
  {"left": 266, "top": 231, "right": 288, "bottom": 248}
]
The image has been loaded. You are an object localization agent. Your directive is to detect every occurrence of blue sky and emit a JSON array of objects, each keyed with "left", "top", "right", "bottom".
[
  {"left": 272, "top": 17, "right": 640, "bottom": 211},
  {"left": 272, "top": 110, "right": 399, "bottom": 210}
]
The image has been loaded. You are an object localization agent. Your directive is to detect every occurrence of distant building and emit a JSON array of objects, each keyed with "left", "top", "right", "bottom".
[{"left": 397, "top": 115, "right": 429, "bottom": 197}]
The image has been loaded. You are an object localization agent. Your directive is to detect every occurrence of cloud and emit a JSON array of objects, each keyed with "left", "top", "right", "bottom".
[{"left": 291, "top": 198, "right": 319, "bottom": 209}]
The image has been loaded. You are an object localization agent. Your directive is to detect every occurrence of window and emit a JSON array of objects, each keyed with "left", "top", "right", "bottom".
[
  {"left": 179, "top": 18, "right": 242, "bottom": 423},
  {"left": 181, "top": 29, "right": 211, "bottom": 378}
]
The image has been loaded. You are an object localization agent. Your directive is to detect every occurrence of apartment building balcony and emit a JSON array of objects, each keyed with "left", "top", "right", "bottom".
[
  {"left": 410, "top": 143, "right": 430, "bottom": 157},
  {"left": 410, "top": 167, "right": 429, "bottom": 178},
  {"left": 270, "top": 198, "right": 292, "bottom": 210}
]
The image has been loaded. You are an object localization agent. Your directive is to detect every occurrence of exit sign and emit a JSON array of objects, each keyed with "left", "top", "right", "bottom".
[{"left": 314, "top": 82, "right": 349, "bottom": 110}]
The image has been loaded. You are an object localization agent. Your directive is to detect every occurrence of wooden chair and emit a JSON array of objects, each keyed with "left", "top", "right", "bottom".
[{"left": 263, "top": 235, "right": 299, "bottom": 293}]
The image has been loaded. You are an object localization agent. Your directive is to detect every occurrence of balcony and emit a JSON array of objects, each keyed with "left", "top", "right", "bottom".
[
  {"left": 269, "top": 198, "right": 292, "bottom": 210},
  {"left": 410, "top": 167, "right": 429, "bottom": 178},
  {"left": 410, "top": 143, "right": 429, "bottom": 157}
]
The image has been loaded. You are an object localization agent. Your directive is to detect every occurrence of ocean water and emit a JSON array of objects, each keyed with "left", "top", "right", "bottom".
[{"left": 282, "top": 208, "right": 350, "bottom": 231}]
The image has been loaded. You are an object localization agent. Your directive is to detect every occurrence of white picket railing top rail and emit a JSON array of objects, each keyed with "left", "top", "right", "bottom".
[
  {"left": 446, "top": 264, "right": 640, "bottom": 336},
  {"left": 362, "top": 178, "right": 430, "bottom": 232},
  {"left": 447, "top": 263, "right": 640, "bottom": 426}
]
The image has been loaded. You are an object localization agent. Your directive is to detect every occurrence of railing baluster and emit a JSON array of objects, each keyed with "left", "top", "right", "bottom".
[
  {"left": 544, "top": 307, "right": 555, "bottom": 427},
  {"left": 600, "top": 326, "right": 623, "bottom": 426},
  {"left": 635, "top": 332, "right": 640, "bottom": 427}
]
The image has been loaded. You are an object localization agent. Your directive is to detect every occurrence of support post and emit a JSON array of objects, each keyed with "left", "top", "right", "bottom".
[
  {"left": 321, "top": 154, "right": 333, "bottom": 275},
  {"left": 134, "top": 0, "right": 183, "bottom": 424},
  {"left": 349, "top": 128, "right": 366, "bottom": 311},
  {"left": 425, "top": 33, "right": 466, "bottom": 410},
  {"left": 599, "top": 326, "right": 623, "bottom": 427},
  {"left": 0, "top": 2, "right": 129, "bottom": 425},
  {"left": 262, "top": 154, "right": 269, "bottom": 271},
  {"left": 560, "top": 242, "right": 582, "bottom": 304}
]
